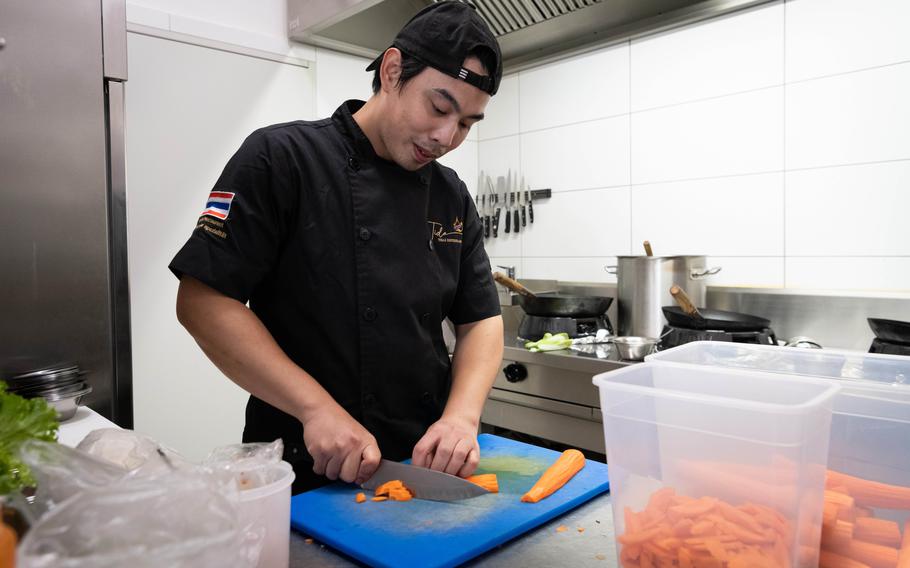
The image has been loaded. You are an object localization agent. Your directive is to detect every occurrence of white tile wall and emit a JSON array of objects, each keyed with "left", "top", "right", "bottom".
[
  {"left": 315, "top": 48, "right": 373, "bottom": 118},
  {"left": 631, "top": 87, "right": 784, "bottom": 184},
  {"left": 476, "top": 0, "right": 910, "bottom": 293},
  {"left": 786, "top": 258, "right": 910, "bottom": 291},
  {"left": 631, "top": 2, "right": 784, "bottom": 111},
  {"left": 521, "top": 188, "right": 631, "bottom": 257},
  {"left": 523, "top": 257, "right": 617, "bottom": 283},
  {"left": 519, "top": 44, "right": 630, "bottom": 132},
  {"left": 631, "top": 173, "right": 785, "bottom": 256},
  {"left": 477, "top": 74, "right": 520, "bottom": 140},
  {"left": 786, "top": 161, "right": 910, "bottom": 256},
  {"left": 705, "top": 257, "right": 785, "bottom": 288},
  {"left": 786, "top": 0, "right": 910, "bottom": 83},
  {"left": 520, "top": 116, "right": 630, "bottom": 192},
  {"left": 786, "top": 62, "right": 910, "bottom": 170}
]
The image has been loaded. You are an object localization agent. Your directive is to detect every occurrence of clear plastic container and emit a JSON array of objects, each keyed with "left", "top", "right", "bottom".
[
  {"left": 593, "top": 362, "right": 840, "bottom": 567},
  {"left": 647, "top": 341, "right": 910, "bottom": 556},
  {"left": 645, "top": 340, "right": 910, "bottom": 386},
  {"left": 237, "top": 461, "right": 295, "bottom": 568}
]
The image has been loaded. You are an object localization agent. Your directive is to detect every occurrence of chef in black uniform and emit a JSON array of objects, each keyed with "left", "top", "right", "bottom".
[{"left": 170, "top": 1, "right": 505, "bottom": 494}]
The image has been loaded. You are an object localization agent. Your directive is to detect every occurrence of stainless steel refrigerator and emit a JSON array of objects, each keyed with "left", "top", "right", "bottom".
[{"left": 0, "top": 0, "right": 133, "bottom": 426}]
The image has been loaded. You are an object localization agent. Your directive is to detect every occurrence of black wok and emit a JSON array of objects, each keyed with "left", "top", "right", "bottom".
[
  {"left": 868, "top": 318, "right": 910, "bottom": 345},
  {"left": 662, "top": 305, "right": 770, "bottom": 331},
  {"left": 492, "top": 272, "right": 613, "bottom": 317}
]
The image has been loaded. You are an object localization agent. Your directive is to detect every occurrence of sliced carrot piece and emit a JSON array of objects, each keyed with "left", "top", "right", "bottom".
[
  {"left": 355, "top": 492, "right": 366, "bottom": 503},
  {"left": 371, "top": 496, "right": 388, "bottom": 502},
  {"left": 466, "top": 473, "right": 499, "bottom": 493},
  {"left": 521, "top": 449, "right": 585, "bottom": 503},
  {"left": 827, "top": 470, "right": 910, "bottom": 510},
  {"left": 854, "top": 517, "right": 902, "bottom": 548},
  {"left": 820, "top": 549, "right": 873, "bottom": 568},
  {"left": 898, "top": 520, "right": 910, "bottom": 568}
]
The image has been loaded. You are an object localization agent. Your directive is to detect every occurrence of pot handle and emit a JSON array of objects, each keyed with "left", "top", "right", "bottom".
[
  {"left": 690, "top": 266, "right": 722, "bottom": 279},
  {"left": 604, "top": 265, "right": 617, "bottom": 275}
]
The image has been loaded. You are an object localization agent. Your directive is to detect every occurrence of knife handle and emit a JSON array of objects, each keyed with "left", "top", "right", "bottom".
[
  {"left": 483, "top": 214, "right": 490, "bottom": 238},
  {"left": 492, "top": 208, "right": 500, "bottom": 237},
  {"left": 504, "top": 206, "right": 511, "bottom": 233},
  {"left": 513, "top": 209, "right": 520, "bottom": 232},
  {"left": 528, "top": 195, "right": 534, "bottom": 224},
  {"left": 520, "top": 205, "right": 527, "bottom": 227}
]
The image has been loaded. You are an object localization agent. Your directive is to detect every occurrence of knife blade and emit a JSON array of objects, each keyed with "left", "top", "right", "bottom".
[{"left": 361, "top": 460, "right": 489, "bottom": 501}]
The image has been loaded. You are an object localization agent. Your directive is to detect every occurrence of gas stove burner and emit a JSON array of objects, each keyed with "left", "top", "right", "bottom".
[
  {"left": 518, "top": 314, "right": 613, "bottom": 342},
  {"left": 869, "top": 338, "right": 910, "bottom": 356},
  {"left": 660, "top": 325, "right": 777, "bottom": 350}
]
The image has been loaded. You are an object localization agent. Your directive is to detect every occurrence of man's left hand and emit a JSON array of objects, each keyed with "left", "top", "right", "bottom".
[{"left": 412, "top": 415, "right": 480, "bottom": 477}]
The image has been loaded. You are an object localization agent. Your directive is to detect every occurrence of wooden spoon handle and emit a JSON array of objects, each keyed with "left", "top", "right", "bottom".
[
  {"left": 670, "top": 284, "right": 702, "bottom": 318},
  {"left": 643, "top": 240, "right": 653, "bottom": 257},
  {"left": 492, "top": 272, "right": 537, "bottom": 299}
]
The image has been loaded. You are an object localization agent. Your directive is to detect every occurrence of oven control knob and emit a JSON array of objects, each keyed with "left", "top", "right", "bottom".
[{"left": 503, "top": 363, "right": 527, "bottom": 383}]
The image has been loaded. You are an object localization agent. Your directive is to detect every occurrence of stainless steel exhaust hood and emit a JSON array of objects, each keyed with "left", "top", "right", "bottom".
[{"left": 288, "top": 0, "right": 774, "bottom": 69}]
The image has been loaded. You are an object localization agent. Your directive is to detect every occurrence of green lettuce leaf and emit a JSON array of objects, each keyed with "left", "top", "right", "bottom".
[{"left": 0, "top": 381, "right": 59, "bottom": 495}]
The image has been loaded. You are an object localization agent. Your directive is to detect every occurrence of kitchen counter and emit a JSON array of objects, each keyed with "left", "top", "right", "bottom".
[
  {"left": 501, "top": 331, "right": 631, "bottom": 375},
  {"left": 289, "top": 490, "right": 617, "bottom": 567}
]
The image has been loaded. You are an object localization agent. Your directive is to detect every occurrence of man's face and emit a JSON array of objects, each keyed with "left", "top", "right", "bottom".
[{"left": 379, "top": 55, "right": 491, "bottom": 171}]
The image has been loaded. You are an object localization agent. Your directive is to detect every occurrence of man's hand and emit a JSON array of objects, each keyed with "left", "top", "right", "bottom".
[
  {"left": 411, "top": 414, "right": 480, "bottom": 478},
  {"left": 302, "top": 404, "right": 381, "bottom": 485}
]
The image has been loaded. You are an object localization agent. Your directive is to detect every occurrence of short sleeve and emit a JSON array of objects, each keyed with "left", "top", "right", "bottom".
[
  {"left": 168, "top": 129, "right": 297, "bottom": 302},
  {"left": 446, "top": 187, "right": 501, "bottom": 325}
]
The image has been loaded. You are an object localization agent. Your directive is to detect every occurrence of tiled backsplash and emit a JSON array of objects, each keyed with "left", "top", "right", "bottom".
[{"left": 463, "top": 0, "right": 910, "bottom": 293}]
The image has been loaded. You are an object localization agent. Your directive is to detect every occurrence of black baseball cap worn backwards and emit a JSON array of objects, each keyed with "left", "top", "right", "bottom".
[{"left": 366, "top": 0, "right": 503, "bottom": 95}]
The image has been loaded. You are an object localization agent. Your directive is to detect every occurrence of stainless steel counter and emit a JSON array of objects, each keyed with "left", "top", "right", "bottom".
[
  {"left": 501, "top": 331, "right": 631, "bottom": 375},
  {"left": 289, "top": 491, "right": 616, "bottom": 567}
]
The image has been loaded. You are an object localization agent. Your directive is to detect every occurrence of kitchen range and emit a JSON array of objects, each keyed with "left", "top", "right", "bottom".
[{"left": 480, "top": 275, "right": 910, "bottom": 460}]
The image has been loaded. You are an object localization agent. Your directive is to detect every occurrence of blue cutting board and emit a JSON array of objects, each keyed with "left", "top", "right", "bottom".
[{"left": 290, "top": 434, "right": 610, "bottom": 568}]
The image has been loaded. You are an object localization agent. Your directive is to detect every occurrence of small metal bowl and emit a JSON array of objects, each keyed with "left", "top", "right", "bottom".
[
  {"left": 46, "top": 385, "right": 93, "bottom": 422},
  {"left": 611, "top": 336, "right": 660, "bottom": 361}
]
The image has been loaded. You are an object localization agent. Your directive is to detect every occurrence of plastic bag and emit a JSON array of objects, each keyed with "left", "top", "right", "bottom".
[
  {"left": 76, "top": 427, "right": 190, "bottom": 477},
  {"left": 204, "top": 439, "right": 283, "bottom": 491},
  {"left": 17, "top": 469, "right": 260, "bottom": 568},
  {"left": 16, "top": 436, "right": 264, "bottom": 567}
]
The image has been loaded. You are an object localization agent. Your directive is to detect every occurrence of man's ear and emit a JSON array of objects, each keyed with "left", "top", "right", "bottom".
[{"left": 379, "top": 48, "right": 403, "bottom": 94}]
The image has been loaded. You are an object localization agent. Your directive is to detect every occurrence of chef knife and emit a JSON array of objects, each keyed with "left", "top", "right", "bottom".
[
  {"left": 520, "top": 176, "right": 527, "bottom": 227},
  {"left": 512, "top": 190, "right": 519, "bottom": 233},
  {"left": 361, "top": 459, "right": 490, "bottom": 501}
]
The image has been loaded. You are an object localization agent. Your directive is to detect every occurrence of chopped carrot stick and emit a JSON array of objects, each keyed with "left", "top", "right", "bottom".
[
  {"left": 355, "top": 492, "right": 366, "bottom": 503},
  {"left": 521, "top": 449, "right": 585, "bottom": 503},
  {"left": 834, "top": 540, "right": 900, "bottom": 568},
  {"left": 827, "top": 470, "right": 910, "bottom": 510},
  {"left": 466, "top": 473, "right": 499, "bottom": 493},
  {"left": 820, "top": 549, "right": 872, "bottom": 568},
  {"left": 854, "top": 517, "right": 902, "bottom": 548},
  {"left": 897, "top": 520, "right": 910, "bottom": 568},
  {"left": 374, "top": 480, "right": 405, "bottom": 497},
  {"left": 371, "top": 496, "right": 388, "bottom": 502}
]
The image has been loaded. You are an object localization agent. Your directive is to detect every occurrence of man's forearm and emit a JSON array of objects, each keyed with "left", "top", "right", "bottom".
[
  {"left": 175, "top": 276, "right": 335, "bottom": 423},
  {"left": 445, "top": 315, "right": 504, "bottom": 426}
]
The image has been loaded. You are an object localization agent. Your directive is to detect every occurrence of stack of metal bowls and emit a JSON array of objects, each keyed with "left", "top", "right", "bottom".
[{"left": 6, "top": 363, "right": 92, "bottom": 421}]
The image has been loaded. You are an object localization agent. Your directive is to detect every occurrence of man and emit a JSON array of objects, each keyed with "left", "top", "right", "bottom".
[{"left": 170, "top": 1, "right": 505, "bottom": 494}]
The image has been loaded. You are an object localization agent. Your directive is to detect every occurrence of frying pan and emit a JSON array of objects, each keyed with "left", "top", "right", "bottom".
[
  {"left": 663, "top": 283, "right": 770, "bottom": 331},
  {"left": 492, "top": 272, "right": 613, "bottom": 318},
  {"left": 868, "top": 318, "right": 910, "bottom": 345}
]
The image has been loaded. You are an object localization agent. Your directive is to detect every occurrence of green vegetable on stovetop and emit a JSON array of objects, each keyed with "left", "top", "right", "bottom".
[
  {"left": 524, "top": 332, "right": 572, "bottom": 352},
  {"left": 0, "top": 381, "right": 59, "bottom": 495}
]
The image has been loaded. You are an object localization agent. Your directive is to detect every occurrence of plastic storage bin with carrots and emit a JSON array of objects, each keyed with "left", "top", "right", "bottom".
[
  {"left": 594, "top": 362, "right": 842, "bottom": 567},
  {"left": 645, "top": 342, "right": 910, "bottom": 567}
]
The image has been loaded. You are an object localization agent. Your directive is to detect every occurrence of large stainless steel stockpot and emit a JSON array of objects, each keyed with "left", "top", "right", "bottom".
[{"left": 605, "top": 256, "right": 720, "bottom": 338}]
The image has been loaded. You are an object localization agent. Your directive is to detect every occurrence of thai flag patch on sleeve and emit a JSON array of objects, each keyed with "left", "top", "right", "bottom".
[{"left": 201, "top": 191, "right": 235, "bottom": 220}]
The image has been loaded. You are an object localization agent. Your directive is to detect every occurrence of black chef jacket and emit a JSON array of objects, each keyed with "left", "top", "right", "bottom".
[{"left": 169, "top": 100, "right": 501, "bottom": 494}]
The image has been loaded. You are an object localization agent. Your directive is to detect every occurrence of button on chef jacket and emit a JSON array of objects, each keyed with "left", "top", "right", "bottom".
[{"left": 169, "top": 100, "right": 501, "bottom": 494}]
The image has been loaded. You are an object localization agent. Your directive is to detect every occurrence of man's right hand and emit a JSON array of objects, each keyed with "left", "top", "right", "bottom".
[{"left": 302, "top": 404, "right": 381, "bottom": 485}]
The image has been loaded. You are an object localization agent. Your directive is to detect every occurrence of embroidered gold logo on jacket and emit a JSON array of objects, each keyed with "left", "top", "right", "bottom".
[{"left": 428, "top": 216, "right": 463, "bottom": 244}]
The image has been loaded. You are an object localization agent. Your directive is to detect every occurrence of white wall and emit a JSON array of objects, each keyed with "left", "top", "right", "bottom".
[
  {"left": 124, "top": 27, "right": 384, "bottom": 458},
  {"left": 478, "top": 0, "right": 910, "bottom": 292}
]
